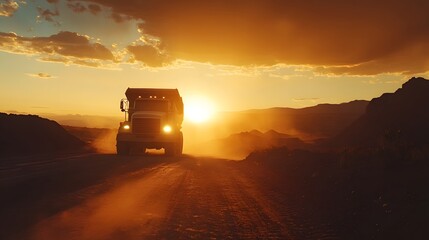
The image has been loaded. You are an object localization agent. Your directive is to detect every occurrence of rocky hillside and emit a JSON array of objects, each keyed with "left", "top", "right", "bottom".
[
  {"left": 189, "top": 129, "right": 306, "bottom": 159},
  {"left": 333, "top": 77, "right": 429, "bottom": 147},
  {"left": 0, "top": 113, "right": 86, "bottom": 156},
  {"left": 217, "top": 100, "right": 368, "bottom": 140}
]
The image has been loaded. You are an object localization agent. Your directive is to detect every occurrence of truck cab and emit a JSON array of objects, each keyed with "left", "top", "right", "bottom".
[{"left": 116, "top": 88, "right": 184, "bottom": 156}]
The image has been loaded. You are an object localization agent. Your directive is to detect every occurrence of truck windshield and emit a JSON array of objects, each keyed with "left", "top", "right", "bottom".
[{"left": 134, "top": 99, "right": 169, "bottom": 111}]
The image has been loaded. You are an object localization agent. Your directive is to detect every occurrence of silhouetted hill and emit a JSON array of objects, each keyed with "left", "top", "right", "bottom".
[
  {"left": 63, "top": 125, "right": 112, "bottom": 144},
  {"left": 218, "top": 100, "right": 368, "bottom": 140},
  {"left": 189, "top": 129, "right": 306, "bottom": 159},
  {"left": 239, "top": 77, "right": 429, "bottom": 239},
  {"left": 333, "top": 77, "right": 429, "bottom": 147},
  {"left": 0, "top": 113, "right": 86, "bottom": 156},
  {"left": 185, "top": 100, "right": 367, "bottom": 157},
  {"left": 63, "top": 125, "right": 116, "bottom": 153},
  {"left": 44, "top": 113, "right": 121, "bottom": 128}
]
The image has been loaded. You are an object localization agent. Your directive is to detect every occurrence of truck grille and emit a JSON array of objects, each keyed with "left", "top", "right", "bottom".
[{"left": 132, "top": 118, "right": 160, "bottom": 134}]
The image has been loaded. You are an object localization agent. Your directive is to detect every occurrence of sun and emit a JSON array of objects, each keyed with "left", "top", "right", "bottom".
[{"left": 184, "top": 97, "right": 215, "bottom": 123}]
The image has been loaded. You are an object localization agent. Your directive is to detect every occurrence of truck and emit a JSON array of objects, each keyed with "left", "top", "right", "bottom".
[{"left": 116, "top": 88, "right": 184, "bottom": 156}]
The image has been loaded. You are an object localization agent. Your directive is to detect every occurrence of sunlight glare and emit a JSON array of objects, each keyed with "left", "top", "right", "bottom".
[{"left": 185, "top": 97, "right": 215, "bottom": 123}]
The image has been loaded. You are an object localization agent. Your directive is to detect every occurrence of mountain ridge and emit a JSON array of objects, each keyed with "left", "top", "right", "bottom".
[
  {"left": 0, "top": 113, "right": 87, "bottom": 156},
  {"left": 333, "top": 77, "right": 429, "bottom": 147}
]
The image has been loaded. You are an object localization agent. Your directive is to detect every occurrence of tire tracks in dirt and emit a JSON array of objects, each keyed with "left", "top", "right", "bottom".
[{"left": 13, "top": 155, "right": 337, "bottom": 239}]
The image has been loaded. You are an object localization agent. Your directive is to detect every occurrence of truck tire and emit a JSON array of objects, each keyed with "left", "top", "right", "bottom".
[
  {"left": 164, "top": 143, "right": 176, "bottom": 156},
  {"left": 165, "top": 132, "right": 183, "bottom": 156},
  {"left": 176, "top": 132, "right": 183, "bottom": 155},
  {"left": 116, "top": 141, "right": 130, "bottom": 155}
]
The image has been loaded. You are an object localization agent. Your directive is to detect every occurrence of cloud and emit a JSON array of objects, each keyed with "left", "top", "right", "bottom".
[
  {"left": 361, "top": 78, "right": 404, "bottom": 85},
  {"left": 316, "top": 40, "right": 429, "bottom": 75},
  {"left": 0, "top": 0, "right": 19, "bottom": 17},
  {"left": 27, "top": 72, "right": 55, "bottom": 78},
  {"left": 0, "top": 31, "right": 116, "bottom": 67},
  {"left": 110, "top": 12, "right": 131, "bottom": 23},
  {"left": 67, "top": 2, "right": 86, "bottom": 13},
  {"left": 268, "top": 73, "right": 290, "bottom": 80},
  {"left": 37, "top": 6, "right": 60, "bottom": 25},
  {"left": 66, "top": 2, "right": 102, "bottom": 15},
  {"left": 79, "top": 0, "right": 429, "bottom": 74},
  {"left": 87, "top": 4, "right": 101, "bottom": 15},
  {"left": 127, "top": 44, "right": 172, "bottom": 67}
]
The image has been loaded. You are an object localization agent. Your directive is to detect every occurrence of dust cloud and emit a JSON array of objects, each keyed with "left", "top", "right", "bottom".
[
  {"left": 65, "top": 111, "right": 310, "bottom": 159},
  {"left": 182, "top": 117, "right": 244, "bottom": 159},
  {"left": 31, "top": 163, "right": 185, "bottom": 240},
  {"left": 44, "top": 114, "right": 121, "bottom": 129},
  {"left": 182, "top": 113, "right": 309, "bottom": 160},
  {"left": 91, "top": 129, "right": 117, "bottom": 153},
  {"left": 63, "top": 125, "right": 118, "bottom": 154}
]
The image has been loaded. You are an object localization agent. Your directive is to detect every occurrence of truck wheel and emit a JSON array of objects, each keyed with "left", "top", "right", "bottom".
[
  {"left": 165, "top": 132, "right": 183, "bottom": 156},
  {"left": 176, "top": 132, "right": 183, "bottom": 155},
  {"left": 116, "top": 141, "right": 130, "bottom": 155},
  {"left": 164, "top": 143, "right": 176, "bottom": 156}
]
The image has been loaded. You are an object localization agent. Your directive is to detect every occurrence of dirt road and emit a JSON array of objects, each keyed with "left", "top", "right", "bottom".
[{"left": 0, "top": 154, "right": 336, "bottom": 240}]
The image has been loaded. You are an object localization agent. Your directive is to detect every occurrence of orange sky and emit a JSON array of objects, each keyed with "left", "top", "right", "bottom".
[{"left": 1, "top": 0, "right": 428, "bottom": 119}]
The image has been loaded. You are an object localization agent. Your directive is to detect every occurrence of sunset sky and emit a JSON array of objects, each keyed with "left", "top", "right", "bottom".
[{"left": 1, "top": 0, "right": 429, "bottom": 119}]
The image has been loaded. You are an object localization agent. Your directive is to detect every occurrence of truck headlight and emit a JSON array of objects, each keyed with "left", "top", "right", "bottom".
[
  {"left": 163, "top": 125, "right": 172, "bottom": 133},
  {"left": 123, "top": 124, "right": 130, "bottom": 130}
]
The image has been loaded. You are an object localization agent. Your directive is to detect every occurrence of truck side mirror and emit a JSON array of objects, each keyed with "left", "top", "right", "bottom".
[
  {"left": 120, "top": 99, "right": 128, "bottom": 112},
  {"left": 120, "top": 101, "right": 124, "bottom": 112}
]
